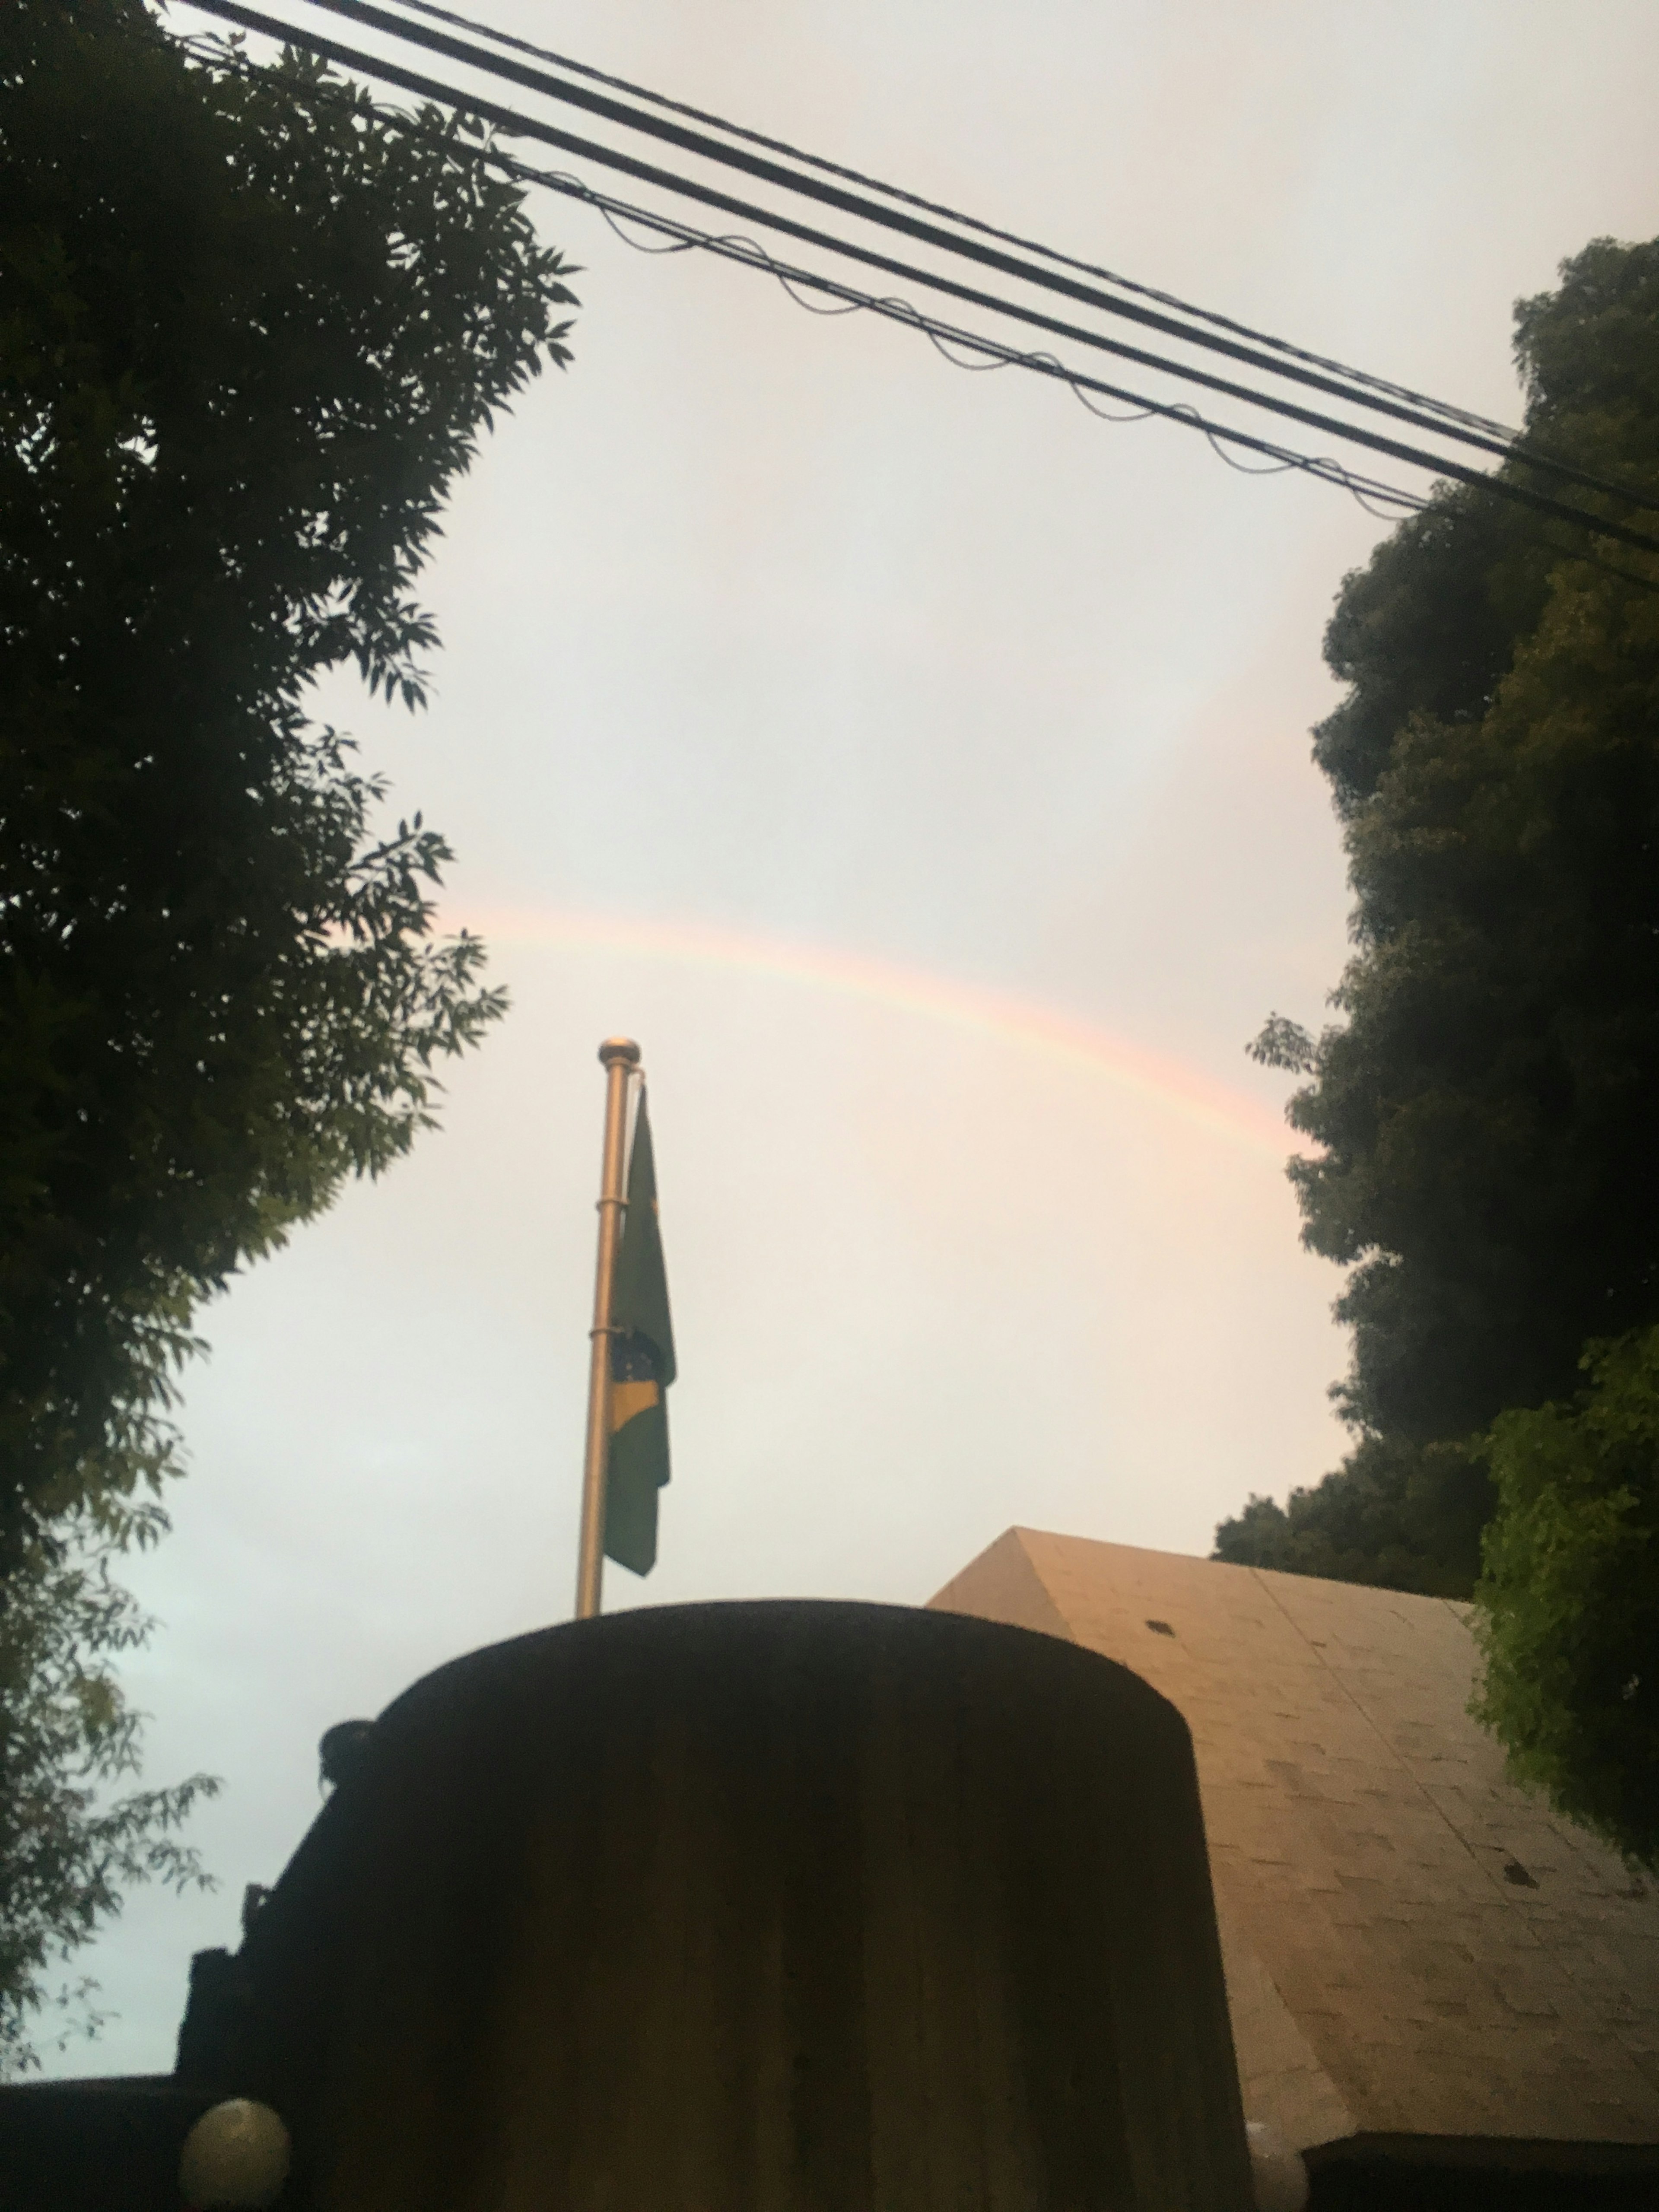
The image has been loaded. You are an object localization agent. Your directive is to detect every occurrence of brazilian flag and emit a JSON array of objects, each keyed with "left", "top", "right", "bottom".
[{"left": 605, "top": 1091, "right": 675, "bottom": 1575}]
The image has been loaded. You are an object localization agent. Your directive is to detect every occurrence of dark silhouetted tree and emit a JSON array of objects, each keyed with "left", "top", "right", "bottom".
[
  {"left": 1217, "top": 238, "right": 1659, "bottom": 1859},
  {"left": 1471, "top": 1325, "right": 1659, "bottom": 1871},
  {"left": 1218, "top": 235, "right": 1659, "bottom": 1598},
  {"left": 2, "top": 0, "right": 574, "bottom": 2059}
]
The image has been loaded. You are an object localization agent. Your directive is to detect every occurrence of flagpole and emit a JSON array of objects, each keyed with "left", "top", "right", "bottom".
[{"left": 575, "top": 1037, "right": 640, "bottom": 1620}]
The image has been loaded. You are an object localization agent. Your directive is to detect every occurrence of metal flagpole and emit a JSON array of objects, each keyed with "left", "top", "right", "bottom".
[{"left": 574, "top": 1036, "right": 641, "bottom": 1620}]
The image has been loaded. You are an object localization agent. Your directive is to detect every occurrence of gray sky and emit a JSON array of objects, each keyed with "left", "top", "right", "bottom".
[{"left": 49, "top": 0, "right": 1656, "bottom": 2078}]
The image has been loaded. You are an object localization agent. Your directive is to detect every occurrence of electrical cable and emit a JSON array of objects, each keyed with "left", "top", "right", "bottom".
[
  {"left": 172, "top": 22, "right": 1422, "bottom": 514},
  {"left": 263, "top": 0, "right": 1657, "bottom": 523},
  {"left": 488, "top": 178, "right": 1654, "bottom": 567},
  {"left": 512, "top": 158, "right": 1431, "bottom": 513},
  {"left": 179, "top": 0, "right": 1659, "bottom": 563},
  {"left": 175, "top": 23, "right": 1659, "bottom": 591},
  {"left": 397, "top": 139, "right": 1659, "bottom": 576},
  {"left": 384, "top": 0, "right": 1519, "bottom": 445}
]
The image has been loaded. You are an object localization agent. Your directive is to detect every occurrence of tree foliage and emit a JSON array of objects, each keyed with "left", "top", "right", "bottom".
[
  {"left": 2, "top": 0, "right": 574, "bottom": 2058},
  {"left": 1217, "top": 236, "right": 1659, "bottom": 1601},
  {"left": 1, "top": 0, "right": 575, "bottom": 1566},
  {"left": 0, "top": 1503, "right": 218, "bottom": 2076},
  {"left": 1212, "top": 1436, "right": 1489, "bottom": 1599},
  {"left": 1471, "top": 1327, "right": 1659, "bottom": 1871}
]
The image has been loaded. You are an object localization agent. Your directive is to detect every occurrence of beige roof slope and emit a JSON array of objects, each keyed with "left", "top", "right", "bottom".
[{"left": 930, "top": 1529, "right": 1659, "bottom": 2156}]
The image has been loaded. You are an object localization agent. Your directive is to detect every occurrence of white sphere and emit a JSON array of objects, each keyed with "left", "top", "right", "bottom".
[
  {"left": 1246, "top": 2119, "right": 1310, "bottom": 2212},
  {"left": 178, "top": 2099, "right": 292, "bottom": 2209}
]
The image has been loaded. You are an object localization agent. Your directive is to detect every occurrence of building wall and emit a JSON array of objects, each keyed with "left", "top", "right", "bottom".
[{"left": 931, "top": 1530, "right": 1659, "bottom": 2159}]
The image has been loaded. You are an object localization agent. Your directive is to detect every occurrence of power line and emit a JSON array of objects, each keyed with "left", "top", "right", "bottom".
[
  {"left": 184, "top": 26, "right": 1659, "bottom": 598},
  {"left": 454, "top": 150, "right": 1438, "bottom": 515},
  {"left": 384, "top": 0, "right": 1519, "bottom": 448},
  {"left": 177, "top": 23, "right": 1431, "bottom": 522},
  {"left": 181, "top": 0, "right": 1659, "bottom": 563},
  {"left": 271, "top": 0, "right": 1657, "bottom": 526}
]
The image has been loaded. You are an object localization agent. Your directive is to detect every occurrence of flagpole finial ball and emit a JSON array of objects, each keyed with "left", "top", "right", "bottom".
[{"left": 599, "top": 1037, "right": 642, "bottom": 1068}]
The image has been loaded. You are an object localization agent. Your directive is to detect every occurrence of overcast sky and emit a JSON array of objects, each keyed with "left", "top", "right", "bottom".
[{"left": 50, "top": 0, "right": 1657, "bottom": 2078}]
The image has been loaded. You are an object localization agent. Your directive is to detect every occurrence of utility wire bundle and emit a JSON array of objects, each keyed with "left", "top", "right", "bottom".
[{"left": 180, "top": 0, "right": 1659, "bottom": 561}]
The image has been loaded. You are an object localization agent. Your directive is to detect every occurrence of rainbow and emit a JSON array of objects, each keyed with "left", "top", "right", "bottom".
[{"left": 449, "top": 906, "right": 1297, "bottom": 1163}]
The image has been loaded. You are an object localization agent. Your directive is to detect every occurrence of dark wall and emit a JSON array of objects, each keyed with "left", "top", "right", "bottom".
[
  {"left": 0, "top": 2077, "right": 214, "bottom": 2212},
  {"left": 201, "top": 1601, "right": 1257, "bottom": 2211},
  {"left": 1309, "top": 2145, "right": 1659, "bottom": 2210}
]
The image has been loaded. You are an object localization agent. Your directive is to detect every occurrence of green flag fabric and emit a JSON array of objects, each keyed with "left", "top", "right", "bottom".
[{"left": 605, "top": 1090, "right": 675, "bottom": 1576}]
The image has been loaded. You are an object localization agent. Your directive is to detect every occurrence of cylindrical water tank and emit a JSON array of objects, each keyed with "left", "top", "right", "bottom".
[{"left": 233, "top": 1601, "right": 1254, "bottom": 2211}]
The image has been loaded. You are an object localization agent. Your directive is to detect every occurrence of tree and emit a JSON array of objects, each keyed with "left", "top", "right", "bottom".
[
  {"left": 2, "top": 0, "right": 575, "bottom": 1557},
  {"left": 2, "top": 0, "right": 574, "bottom": 2058},
  {"left": 0, "top": 1503, "right": 218, "bottom": 2075},
  {"left": 1216, "top": 236, "right": 1659, "bottom": 1599},
  {"left": 1470, "top": 1325, "right": 1659, "bottom": 1872},
  {"left": 1211, "top": 1436, "right": 1488, "bottom": 1599}
]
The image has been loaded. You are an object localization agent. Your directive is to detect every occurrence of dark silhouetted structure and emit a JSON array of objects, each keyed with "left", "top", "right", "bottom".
[
  {"left": 3, "top": 1601, "right": 1255, "bottom": 2209},
  {"left": 933, "top": 1532, "right": 1659, "bottom": 2210}
]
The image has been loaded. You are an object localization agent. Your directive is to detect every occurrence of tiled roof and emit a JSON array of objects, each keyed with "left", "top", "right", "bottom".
[{"left": 929, "top": 1529, "right": 1659, "bottom": 2156}]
